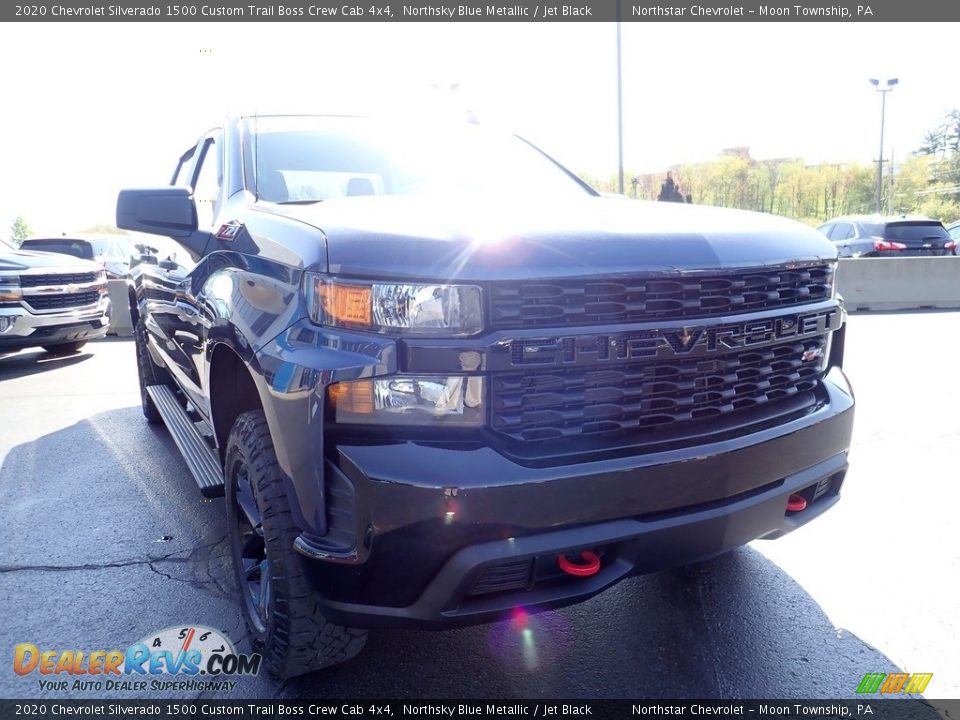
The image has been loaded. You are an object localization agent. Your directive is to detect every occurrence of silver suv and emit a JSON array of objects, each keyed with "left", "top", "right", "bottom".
[{"left": 817, "top": 215, "right": 954, "bottom": 257}]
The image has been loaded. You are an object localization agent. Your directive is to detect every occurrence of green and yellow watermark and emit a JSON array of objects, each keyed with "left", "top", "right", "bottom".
[{"left": 856, "top": 672, "right": 932, "bottom": 694}]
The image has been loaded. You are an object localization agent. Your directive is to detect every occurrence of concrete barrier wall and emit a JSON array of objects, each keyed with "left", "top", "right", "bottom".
[
  {"left": 106, "top": 279, "right": 134, "bottom": 337},
  {"left": 836, "top": 256, "right": 960, "bottom": 311}
]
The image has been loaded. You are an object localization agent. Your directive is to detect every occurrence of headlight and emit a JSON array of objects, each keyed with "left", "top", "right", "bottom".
[
  {"left": 0, "top": 275, "right": 21, "bottom": 302},
  {"left": 328, "top": 375, "right": 485, "bottom": 427},
  {"left": 306, "top": 274, "right": 483, "bottom": 336}
]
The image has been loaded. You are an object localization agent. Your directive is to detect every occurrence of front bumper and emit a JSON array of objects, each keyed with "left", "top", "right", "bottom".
[
  {"left": 0, "top": 298, "right": 111, "bottom": 350},
  {"left": 297, "top": 366, "right": 855, "bottom": 629}
]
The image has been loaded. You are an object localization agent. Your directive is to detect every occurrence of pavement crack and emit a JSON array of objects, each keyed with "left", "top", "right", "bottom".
[
  {"left": 0, "top": 534, "right": 229, "bottom": 576},
  {"left": 145, "top": 560, "right": 218, "bottom": 587},
  {"left": 0, "top": 558, "right": 168, "bottom": 574}
]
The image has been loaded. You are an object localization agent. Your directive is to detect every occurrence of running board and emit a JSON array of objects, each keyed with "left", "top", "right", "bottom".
[{"left": 146, "top": 384, "right": 224, "bottom": 497}]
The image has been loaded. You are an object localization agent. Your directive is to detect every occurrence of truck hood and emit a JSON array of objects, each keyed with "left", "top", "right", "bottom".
[
  {"left": 270, "top": 195, "right": 837, "bottom": 281},
  {"left": 0, "top": 247, "right": 102, "bottom": 272}
]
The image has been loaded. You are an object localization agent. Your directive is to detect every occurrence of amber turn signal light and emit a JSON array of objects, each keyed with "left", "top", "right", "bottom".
[
  {"left": 317, "top": 282, "right": 372, "bottom": 327},
  {"left": 327, "top": 381, "right": 375, "bottom": 414}
]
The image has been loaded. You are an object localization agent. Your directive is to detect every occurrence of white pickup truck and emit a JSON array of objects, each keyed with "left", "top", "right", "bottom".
[{"left": 0, "top": 237, "right": 110, "bottom": 355}]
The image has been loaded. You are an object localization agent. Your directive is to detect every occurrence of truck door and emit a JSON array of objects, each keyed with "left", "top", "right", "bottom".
[{"left": 145, "top": 130, "right": 223, "bottom": 412}]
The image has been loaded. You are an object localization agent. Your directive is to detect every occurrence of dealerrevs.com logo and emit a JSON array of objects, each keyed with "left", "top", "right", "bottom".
[{"left": 13, "top": 625, "right": 261, "bottom": 693}]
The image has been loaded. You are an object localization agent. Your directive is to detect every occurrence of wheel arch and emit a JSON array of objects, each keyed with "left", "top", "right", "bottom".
[
  {"left": 209, "top": 333, "right": 334, "bottom": 540},
  {"left": 208, "top": 342, "right": 265, "bottom": 463}
]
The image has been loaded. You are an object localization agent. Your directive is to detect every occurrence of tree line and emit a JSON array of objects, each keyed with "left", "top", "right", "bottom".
[{"left": 586, "top": 109, "right": 960, "bottom": 226}]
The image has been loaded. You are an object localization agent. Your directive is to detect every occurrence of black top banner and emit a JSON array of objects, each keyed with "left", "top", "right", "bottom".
[
  {"left": 4, "top": 0, "right": 960, "bottom": 21},
  {"left": 0, "top": 699, "right": 956, "bottom": 720}
]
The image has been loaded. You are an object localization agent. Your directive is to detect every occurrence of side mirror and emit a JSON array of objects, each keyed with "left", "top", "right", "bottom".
[
  {"left": 117, "top": 187, "right": 210, "bottom": 260},
  {"left": 117, "top": 187, "right": 197, "bottom": 237}
]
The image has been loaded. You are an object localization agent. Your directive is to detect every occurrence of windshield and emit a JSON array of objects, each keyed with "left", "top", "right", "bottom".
[
  {"left": 247, "top": 116, "right": 593, "bottom": 203},
  {"left": 20, "top": 238, "right": 95, "bottom": 260},
  {"left": 861, "top": 221, "right": 949, "bottom": 241},
  {"left": 90, "top": 237, "right": 133, "bottom": 259}
]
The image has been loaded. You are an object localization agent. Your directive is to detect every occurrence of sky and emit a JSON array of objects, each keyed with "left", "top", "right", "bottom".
[{"left": 0, "top": 21, "right": 956, "bottom": 236}]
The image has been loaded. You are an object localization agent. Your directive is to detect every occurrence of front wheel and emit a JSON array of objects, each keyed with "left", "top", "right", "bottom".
[
  {"left": 225, "top": 410, "right": 367, "bottom": 678},
  {"left": 134, "top": 319, "right": 168, "bottom": 424}
]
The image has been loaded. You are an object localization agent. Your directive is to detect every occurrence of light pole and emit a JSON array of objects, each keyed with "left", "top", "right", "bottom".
[{"left": 869, "top": 77, "right": 898, "bottom": 215}]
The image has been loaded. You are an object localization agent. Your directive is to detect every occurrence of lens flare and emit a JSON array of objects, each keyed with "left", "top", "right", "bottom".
[
  {"left": 510, "top": 608, "right": 528, "bottom": 630},
  {"left": 486, "top": 608, "right": 572, "bottom": 674},
  {"left": 521, "top": 628, "right": 537, "bottom": 670}
]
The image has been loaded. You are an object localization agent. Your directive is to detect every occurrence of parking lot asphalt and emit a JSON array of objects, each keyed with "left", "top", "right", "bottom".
[{"left": 1, "top": 312, "right": 958, "bottom": 701}]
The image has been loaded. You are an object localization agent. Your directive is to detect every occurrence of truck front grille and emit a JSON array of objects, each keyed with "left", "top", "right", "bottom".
[
  {"left": 143, "top": 287, "right": 168, "bottom": 301},
  {"left": 24, "top": 290, "right": 101, "bottom": 312},
  {"left": 490, "top": 336, "right": 827, "bottom": 442},
  {"left": 490, "top": 265, "right": 832, "bottom": 329},
  {"left": 20, "top": 272, "right": 100, "bottom": 288}
]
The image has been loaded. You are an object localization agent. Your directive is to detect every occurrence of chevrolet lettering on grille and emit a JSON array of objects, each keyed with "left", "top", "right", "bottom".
[{"left": 506, "top": 307, "right": 840, "bottom": 367}]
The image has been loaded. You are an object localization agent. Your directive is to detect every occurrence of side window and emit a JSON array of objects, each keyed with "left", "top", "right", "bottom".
[
  {"left": 830, "top": 223, "right": 854, "bottom": 241},
  {"left": 816, "top": 224, "right": 833, "bottom": 238},
  {"left": 193, "top": 131, "right": 224, "bottom": 229},
  {"left": 173, "top": 159, "right": 193, "bottom": 187},
  {"left": 172, "top": 145, "right": 198, "bottom": 187}
]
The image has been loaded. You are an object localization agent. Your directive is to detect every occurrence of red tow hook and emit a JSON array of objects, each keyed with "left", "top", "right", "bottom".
[
  {"left": 786, "top": 493, "right": 808, "bottom": 513},
  {"left": 557, "top": 550, "right": 601, "bottom": 577}
]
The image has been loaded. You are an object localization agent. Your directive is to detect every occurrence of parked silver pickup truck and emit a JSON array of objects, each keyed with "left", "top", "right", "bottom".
[{"left": 0, "top": 237, "right": 110, "bottom": 356}]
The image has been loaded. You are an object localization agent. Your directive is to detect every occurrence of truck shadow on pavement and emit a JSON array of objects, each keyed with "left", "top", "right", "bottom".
[
  {"left": 286, "top": 550, "right": 923, "bottom": 700},
  {"left": 0, "top": 347, "right": 93, "bottom": 381},
  {"left": 0, "top": 409, "right": 930, "bottom": 703}
]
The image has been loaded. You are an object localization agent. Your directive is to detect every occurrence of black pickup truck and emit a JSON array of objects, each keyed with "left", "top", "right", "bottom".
[{"left": 117, "top": 116, "right": 854, "bottom": 678}]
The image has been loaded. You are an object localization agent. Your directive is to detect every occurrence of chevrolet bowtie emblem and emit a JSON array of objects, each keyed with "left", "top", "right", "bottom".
[{"left": 678, "top": 329, "right": 696, "bottom": 348}]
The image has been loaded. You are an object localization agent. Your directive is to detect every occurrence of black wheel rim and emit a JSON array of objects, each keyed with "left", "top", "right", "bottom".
[{"left": 231, "top": 464, "right": 271, "bottom": 633}]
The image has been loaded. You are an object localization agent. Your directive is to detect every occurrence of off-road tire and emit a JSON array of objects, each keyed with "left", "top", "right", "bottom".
[
  {"left": 134, "top": 319, "right": 169, "bottom": 424},
  {"left": 225, "top": 410, "right": 367, "bottom": 678},
  {"left": 42, "top": 341, "right": 87, "bottom": 355}
]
